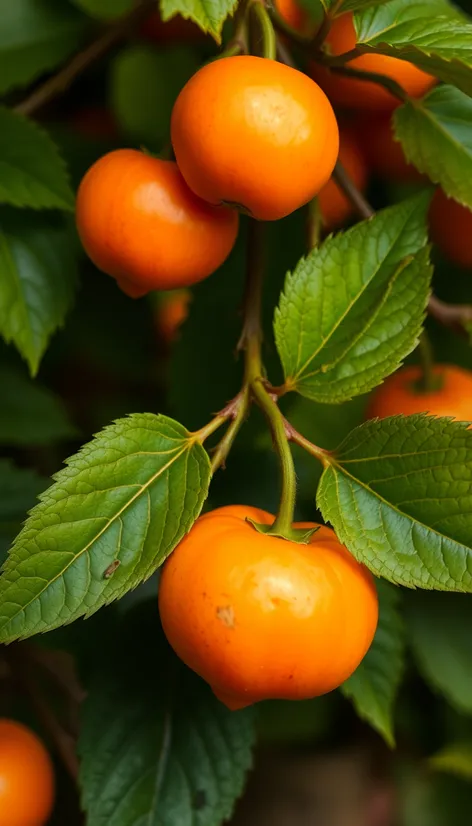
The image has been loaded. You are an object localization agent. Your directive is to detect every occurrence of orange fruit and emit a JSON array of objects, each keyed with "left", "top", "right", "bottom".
[
  {"left": 356, "top": 113, "right": 421, "bottom": 181},
  {"left": 275, "top": 0, "right": 314, "bottom": 35},
  {"left": 318, "top": 127, "right": 368, "bottom": 229},
  {"left": 0, "top": 719, "right": 54, "bottom": 826},
  {"left": 156, "top": 289, "right": 191, "bottom": 343},
  {"left": 367, "top": 365, "right": 472, "bottom": 422},
  {"left": 159, "top": 505, "right": 378, "bottom": 710},
  {"left": 429, "top": 189, "right": 472, "bottom": 268},
  {"left": 171, "top": 55, "right": 339, "bottom": 221},
  {"left": 76, "top": 150, "right": 239, "bottom": 297},
  {"left": 311, "top": 12, "right": 436, "bottom": 110}
]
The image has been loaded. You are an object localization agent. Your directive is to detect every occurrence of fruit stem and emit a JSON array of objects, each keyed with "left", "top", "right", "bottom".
[
  {"left": 333, "top": 159, "right": 374, "bottom": 221},
  {"left": 416, "top": 330, "right": 440, "bottom": 393},
  {"left": 249, "top": 1, "right": 277, "bottom": 61},
  {"left": 210, "top": 388, "right": 251, "bottom": 472},
  {"left": 306, "top": 197, "right": 323, "bottom": 249},
  {"left": 324, "top": 62, "right": 410, "bottom": 104}
]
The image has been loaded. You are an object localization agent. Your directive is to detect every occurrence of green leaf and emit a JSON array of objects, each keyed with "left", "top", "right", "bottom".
[
  {"left": 0, "top": 108, "right": 74, "bottom": 211},
  {"left": 0, "top": 364, "right": 76, "bottom": 446},
  {"left": 405, "top": 590, "right": 472, "bottom": 713},
  {"left": 0, "top": 210, "right": 78, "bottom": 376},
  {"left": 160, "top": 0, "right": 236, "bottom": 40},
  {"left": 110, "top": 46, "right": 199, "bottom": 148},
  {"left": 0, "top": 414, "right": 210, "bottom": 642},
  {"left": 71, "top": 0, "right": 134, "bottom": 18},
  {"left": 355, "top": 0, "right": 472, "bottom": 98},
  {"left": 321, "top": 0, "right": 387, "bottom": 12},
  {"left": 0, "top": 460, "right": 47, "bottom": 567},
  {"left": 430, "top": 742, "right": 472, "bottom": 780},
  {"left": 274, "top": 193, "right": 432, "bottom": 403},
  {"left": 341, "top": 581, "right": 404, "bottom": 746},
  {"left": 79, "top": 609, "right": 255, "bottom": 826},
  {"left": 394, "top": 86, "right": 472, "bottom": 208},
  {"left": 317, "top": 415, "right": 472, "bottom": 590},
  {"left": 0, "top": 0, "right": 86, "bottom": 96}
]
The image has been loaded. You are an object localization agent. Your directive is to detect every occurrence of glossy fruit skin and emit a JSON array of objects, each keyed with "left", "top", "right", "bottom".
[
  {"left": 171, "top": 56, "right": 340, "bottom": 221},
  {"left": 367, "top": 365, "right": 472, "bottom": 422},
  {"left": 429, "top": 189, "right": 472, "bottom": 268},
  {"left": 0, "top": 719, "right": 54, "bottom": 826},
  {"left": 311, "top": 13, "right": 436, "bottom": 111},
  {"left": 159, "top": 505, "right": 378, "bottom": 710},
  {"left": 76, "top": 150, "right": 239, "bottom": 297},
  {"left": 318, "top": 127, "right": 367, "bottom": 229}
]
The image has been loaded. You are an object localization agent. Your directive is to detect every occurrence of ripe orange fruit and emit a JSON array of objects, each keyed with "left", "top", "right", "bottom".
[
  {"left": 429, "top": 189, "right": 472, "bottom": 268},
  {"left": 311, "top": 12, "right": 436, "bottom": 110},
  {"left": 318, "top": 127, "right": 368, "bottom": 230},
  {"left": 0, "top": 719, "right": 54, "bottom": 826},
  {"left": 156, "top": 289, "right": 191, "bottom": 343},
  {"left": 356, "top": 113, "right": 421, "bottom": 181},
  {"left": 171, "top": 55, "right": 339, "bottom": 221},
  {"left": 159, "top": 505, "right": 378, "bottom": 710},
  {"left": 367, "top": 365, "right": 472, "bottom": 422},
  {"left": 275, "top": 0, "right": 315, "bottom": 35},
  {"left": 76, "top": 150, "right": 239, "bottom": 297}
]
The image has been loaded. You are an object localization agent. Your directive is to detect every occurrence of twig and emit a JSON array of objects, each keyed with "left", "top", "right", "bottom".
[
  {"left": 326, "top": 63, "right": 409, "bottom": 104},
  {"left": 15, "top": 0, "right": 155, "bottom": 117},
  {"left": 333, "top": 160, "right": 374, "bottom": 221},
  {"left": 5, "top": 645, "right": 80, "bottom": 783}
]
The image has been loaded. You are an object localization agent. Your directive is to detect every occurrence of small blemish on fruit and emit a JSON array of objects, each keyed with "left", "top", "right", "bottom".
[
  {"left": 216, "top": 605, "right": 235, "bottom": 628},
  {"left": 103, "top": 560, "right": 120, "bottom": 579}
]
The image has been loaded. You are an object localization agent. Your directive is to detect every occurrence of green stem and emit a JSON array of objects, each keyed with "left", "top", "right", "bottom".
[
  {"left": 252, "top": 379, "right": 298, "bottom": 536},
  {"left": 326, "top": 63, "right": 409, "bottom": 104},
  {"left": 211, "top": 389, "right": 250, "bottom": 472},
  {"left": 416, "top": 331, "right": 439, "bottom": 393},
  {"left": 249, "top": 1, "right": 277, "bottom": 60},
  {"left": 306, "top": 197, "right": 323, "bottom": 250}
]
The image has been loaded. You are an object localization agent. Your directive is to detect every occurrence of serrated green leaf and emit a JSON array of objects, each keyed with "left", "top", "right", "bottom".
[
  {"left": 0, "top": 108, "right": 74, "bottom": 211},
  {"left": 0, "top": 413, "right": 210, "bottom": 642},
  {"left": 160, "top": 0, "right": 236, "bottom": 40},
  {"left": 394, "top": 86, "right": 472, "bottom": 208},
  {"left": 321, "top": 0, "right": 387, "bottom": 12},
  {"left": 405, "top": 590, "right": 472, "bottom": 713},
  {"left": 355, "top": 0, "right": 472, "bottom": 98},
  {"left": 0, "top": 460, "right": 47, "bottom": 567},
  {"left": 71, "top": 0, "right": 134, "bottom": 18},
  {"left": 0, "top": 0, "right": 86, "bottom": 96},
  {"left": 430, "top": 741, "right": 472, "bottom": 779},
  {"left": 341, "top": 580, "right": 404, "bottom": 746},
  {"left": 110, "top": 46, "right": 199, "bottom": 148},
  {"left": 0, "top": 210, "right": 78, "bottom": 376},
  {"left": 0, "top": 364, "right": 77, "bottom": 446},
  {"left": 79, "top": 610, "right": 255, "bottom": 826},
  {"left": 274, "top": 193, "right": 432, "bottom": 403},
  {"left": 317, "top": 415, "right": 472, "bottom": 590}
]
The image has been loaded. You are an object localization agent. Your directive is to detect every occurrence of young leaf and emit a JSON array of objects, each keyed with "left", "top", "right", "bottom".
[
  {"left": 0, "top": 414, "right": 211, "bottom": 642},
  {"left": 160, "top": 0, "right": 236, "bottom": 41},
  {"left": 317, "top": 415, "right": 472, "bottom": 591},
  {"left": 0, "top": 0, "right": 86, "bottom": 96},
  {"left": 355, "top": 0, "right": 472, "bottom": 98},
  {"left": 71, "top": 0, "right": 134, "bottom": 18},
  {"left": 0, "top": 108, "right": 74, "bottom": 211},
  {"left": 0, "top": 209, "right": 78, "bottom": 376},
  {"left": 395, "top": 86, "right": 472, "bottom": 208},
  {"left": 274, "top": 193, "right": 432, "bottom": 403},
  {"left": 79, "top": 609, "right": 255, "bottom": 826},
  {"left": 0, "top": 364, "right": 76, "bottom": 446},
  {"left": 430, "top": 742, "right": 472, "bottom": 780},
  {"left": 341, "top": 581, "right": 404, "bottom": 746},
  {"left": 405, "top": 591, "right": 472, "bottom": 714}
]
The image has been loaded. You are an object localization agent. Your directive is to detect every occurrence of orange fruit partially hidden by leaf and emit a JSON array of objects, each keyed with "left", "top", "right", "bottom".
[
  {"left": 0, "top": 719, "right": 54, "bottom": 826},
  {"left": 76, "top": 150, "right": 239, "bottom": 297},
  {"left": 275, "top": 0, "right": 315, "bottom": 35},
  {"left": 171, "top": 55, "right": 339, "bottom": 221},
  {"left": 311, "top": 12, "right": 436, "bottom": 111},
  {"left": 367, "top": 365, "right": 472, "bottom": 423},
  {"left": 159, "top": 505, "right": 378, "bottom": 710},
  {"left": 318, "top": 127, "right": 368, "bottom": 230},
  {"left": 430, "top": 189, "right": 472, "bottom": 268}
]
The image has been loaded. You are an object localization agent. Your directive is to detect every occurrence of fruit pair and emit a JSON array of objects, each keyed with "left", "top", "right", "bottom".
[
  {"left": 159, "top": 505, "right": 378, "bottom": 710},
  {"left": 76, "top": 55, "right": 340, "bottom": 296},
  {"left": 0, "top": 719, "right": 54, "bottom": 826}
]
